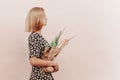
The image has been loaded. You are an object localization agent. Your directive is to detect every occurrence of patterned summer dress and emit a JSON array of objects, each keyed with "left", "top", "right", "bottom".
[{"left": 28, "top": 32, "right": 54, "bottom": 80}]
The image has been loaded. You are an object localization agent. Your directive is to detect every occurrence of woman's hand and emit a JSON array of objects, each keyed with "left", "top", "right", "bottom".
[
  {"left": 42, "top": 61, "right": 59, "bottom": 73},
  {"left": 43, "top": 67, "right": 54, "bottom": 72},
  {"left": 52, "top": 61, "right": 59, "bottom": 72}
]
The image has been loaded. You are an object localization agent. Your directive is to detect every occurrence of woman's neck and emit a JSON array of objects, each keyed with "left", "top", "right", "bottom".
[{"left": 36, "top": 30, "right": 42, "bottom": 35}]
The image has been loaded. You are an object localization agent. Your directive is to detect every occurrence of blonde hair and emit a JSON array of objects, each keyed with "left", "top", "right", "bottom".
[{"left": 25, "top": 7, "right": 47, "bottom": 32}]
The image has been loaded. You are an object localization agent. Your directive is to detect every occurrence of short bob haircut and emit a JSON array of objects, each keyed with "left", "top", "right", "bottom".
[{"left": 25, "top": 7, "right": 47, "bottom": 32}]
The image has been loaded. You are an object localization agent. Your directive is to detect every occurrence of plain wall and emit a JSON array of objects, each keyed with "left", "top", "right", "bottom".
[{"left": 0, "top": 0, "right": 120, "bottom": 80}]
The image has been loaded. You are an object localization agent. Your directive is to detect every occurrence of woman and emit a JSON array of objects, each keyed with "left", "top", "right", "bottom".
[{"left": 25, "top": 7, "right": 59, "bottom": 80}]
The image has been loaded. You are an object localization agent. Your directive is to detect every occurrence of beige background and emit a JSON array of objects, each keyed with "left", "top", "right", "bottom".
[{"left": 0, "top": 0, "right": 120, "bottom": 80}]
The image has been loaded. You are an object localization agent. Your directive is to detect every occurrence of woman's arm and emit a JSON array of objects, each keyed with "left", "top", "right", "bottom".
[{"left": 29, "top": 57, "right": 58, "bottom": 67}]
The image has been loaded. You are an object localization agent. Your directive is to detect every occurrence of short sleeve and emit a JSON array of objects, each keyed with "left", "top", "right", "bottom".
[{"left": 28, "top": 33, "right": 40, "bottom": 58}]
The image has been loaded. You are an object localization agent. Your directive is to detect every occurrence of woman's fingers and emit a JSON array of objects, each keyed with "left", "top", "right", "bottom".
[{"left": 53, "top": 63, "right": 59, "bottom": 72}]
